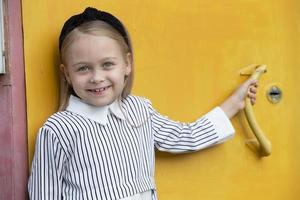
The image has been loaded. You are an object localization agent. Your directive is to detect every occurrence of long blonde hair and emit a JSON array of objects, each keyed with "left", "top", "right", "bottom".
[{"left": 58, "top": 20, "right": 134, "bottom": 111}]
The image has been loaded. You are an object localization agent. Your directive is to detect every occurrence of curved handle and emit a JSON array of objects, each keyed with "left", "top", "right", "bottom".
[{"left": 244, "top": 65, "right": 272, "bottom": 156}]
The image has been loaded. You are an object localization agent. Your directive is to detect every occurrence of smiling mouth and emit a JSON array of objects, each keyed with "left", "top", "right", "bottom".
[{"left": 87, "top": 86, "right": 111, "bottom": 94}]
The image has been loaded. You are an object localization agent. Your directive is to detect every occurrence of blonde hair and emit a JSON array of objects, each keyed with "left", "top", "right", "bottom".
[{"left": 58, "top": 20, "right": 134, "bottom": 111}]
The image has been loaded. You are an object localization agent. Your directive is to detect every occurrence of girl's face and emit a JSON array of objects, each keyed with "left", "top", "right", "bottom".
[{"left": 61, "top": 33, "right": 132, "bottom": 107}]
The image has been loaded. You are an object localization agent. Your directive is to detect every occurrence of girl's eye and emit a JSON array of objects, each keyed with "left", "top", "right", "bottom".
[
  {"left": 77, "top": 65, "right": 90, "bottom": 72},
  {"left": 103, "top": 62, "right": 114, "bottom": 69}
]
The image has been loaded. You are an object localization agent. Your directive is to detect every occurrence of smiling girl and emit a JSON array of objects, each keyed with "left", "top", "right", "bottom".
[{"left": 28, "top": 7, "right": 258, "bottom": 200}]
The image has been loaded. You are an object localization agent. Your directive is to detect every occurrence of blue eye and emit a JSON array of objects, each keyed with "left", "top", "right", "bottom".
[
  {"left": 103, "top": 62, "right": 114, "bottom": 69},
  {"left": 78, "top": 65, "right": 89, "bottom": 72}
]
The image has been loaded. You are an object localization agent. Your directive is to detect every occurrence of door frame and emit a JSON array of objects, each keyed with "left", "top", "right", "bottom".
[{"left": 0, "top": 0, "right": 28, "bottom": 199}]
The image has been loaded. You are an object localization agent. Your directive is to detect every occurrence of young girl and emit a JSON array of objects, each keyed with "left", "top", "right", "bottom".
[{"left": 28, "top": 7, "right": 258, "bottom": 200}]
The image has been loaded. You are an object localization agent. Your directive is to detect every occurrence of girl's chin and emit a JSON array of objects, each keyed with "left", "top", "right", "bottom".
[{"left": 84, "top": 97, "right": 116, "bottom": 107}]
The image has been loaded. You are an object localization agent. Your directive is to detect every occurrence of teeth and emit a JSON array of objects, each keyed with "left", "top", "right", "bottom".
[{"left": 92, "top": 87, "right": 108, "bottom": 92}]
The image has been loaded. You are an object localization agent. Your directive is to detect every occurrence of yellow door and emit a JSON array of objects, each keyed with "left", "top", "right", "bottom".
[{"left": 24, "top": 0, "right": 300, "bottom": 199}]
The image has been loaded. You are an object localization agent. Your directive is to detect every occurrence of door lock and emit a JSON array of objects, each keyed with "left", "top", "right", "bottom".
[{"left": 267, "top": 85, "right": 282, "bottom": 104}]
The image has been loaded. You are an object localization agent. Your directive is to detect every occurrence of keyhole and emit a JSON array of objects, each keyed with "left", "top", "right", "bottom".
[{"left": 267, "top": 85, "right": 282, "bottom": 104}]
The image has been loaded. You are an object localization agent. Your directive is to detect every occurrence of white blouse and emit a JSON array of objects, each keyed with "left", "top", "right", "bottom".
[{"left": 28, "top": 95, "right": 234, "bottom": 200}]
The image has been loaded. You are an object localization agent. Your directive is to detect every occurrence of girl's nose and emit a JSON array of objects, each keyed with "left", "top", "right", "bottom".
[{"left": 90, "top": 70, "right": 105, "bottom": 83}]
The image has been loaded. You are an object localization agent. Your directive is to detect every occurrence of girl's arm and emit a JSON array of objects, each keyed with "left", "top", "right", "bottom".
[
  {"left": 152, "top": 106, "right": 235, "bottom": 153},
  {"left": 220, "top": 78, "right": 258, "bottom": 119},
  {"left": 28, "top": 127, "right": 65, "bottom": 200},
  {"left": 151, "top": 79, "right": 258, "bottom": 153}
]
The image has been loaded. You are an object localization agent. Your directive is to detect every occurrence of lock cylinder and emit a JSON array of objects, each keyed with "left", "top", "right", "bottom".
[{"left": 267, "top": 85, "right": 282, "bottom": 104}]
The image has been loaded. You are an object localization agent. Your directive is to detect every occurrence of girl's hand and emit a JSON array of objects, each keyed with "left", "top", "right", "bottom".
[{"left": 220, "top": 78, "right": 258, "bottom": 119}]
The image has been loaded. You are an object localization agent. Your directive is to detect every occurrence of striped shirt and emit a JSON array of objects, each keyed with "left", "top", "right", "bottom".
[{"left": 28, "top": 95, "right": 234, "bottom": 200}]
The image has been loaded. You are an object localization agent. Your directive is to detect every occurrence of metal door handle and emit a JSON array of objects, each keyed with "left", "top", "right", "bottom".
[{"left": 242, "top": 65, "right": 272, "bottom": 156}]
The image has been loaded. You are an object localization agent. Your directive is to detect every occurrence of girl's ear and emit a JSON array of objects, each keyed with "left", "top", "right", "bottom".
[
  {"left": 60, "top": 64, "right": 71, "bottom": 84},
  {"left": 125, "top": 53, "right": 132, "bottom": 76}
]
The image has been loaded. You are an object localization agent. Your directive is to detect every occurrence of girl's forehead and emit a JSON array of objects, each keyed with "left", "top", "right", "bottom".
[
  {"left": 74, "top": 33, "right": 117, "bottom": 46},
  {"left": 64, "top": 34, "right": 124, "bottom": 64}
]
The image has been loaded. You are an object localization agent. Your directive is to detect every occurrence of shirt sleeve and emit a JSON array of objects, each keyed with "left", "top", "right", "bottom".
[
  {"left": 151, "top": 105, "right": 235, "bottom": 153},
  {"left": 28, "top": 127, "right": 65, "bottom": 200}
]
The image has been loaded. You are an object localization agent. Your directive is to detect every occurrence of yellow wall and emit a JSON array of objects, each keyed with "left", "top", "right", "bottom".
[{"left": 23, "top": 0, "right": 300, "bottom": 199}]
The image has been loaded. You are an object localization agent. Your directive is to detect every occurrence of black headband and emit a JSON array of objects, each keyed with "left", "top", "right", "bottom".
[{"left": 59, "top": 7, "right": 130, "bottom": 51}]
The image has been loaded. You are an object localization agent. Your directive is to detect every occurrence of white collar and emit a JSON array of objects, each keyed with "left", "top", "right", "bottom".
[{"left": 66, "top": 95, "right": 125, "bottom": 125}]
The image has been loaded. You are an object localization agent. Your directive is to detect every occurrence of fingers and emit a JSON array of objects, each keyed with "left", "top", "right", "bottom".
[
  {"left": 231, "top": 78, "right": 259, "bottom": 109},
  {"left": 250, "top": 97, "right": 256, "bottom": 105},
  {"left": 247, "top": 82, "right": 258, "bottom": 105},
  {"left": 248, "top": 92, "right": 257, "bottom": 105},
  {"left": 249, "top": 85, "right": 257, "bottom": 94}
]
